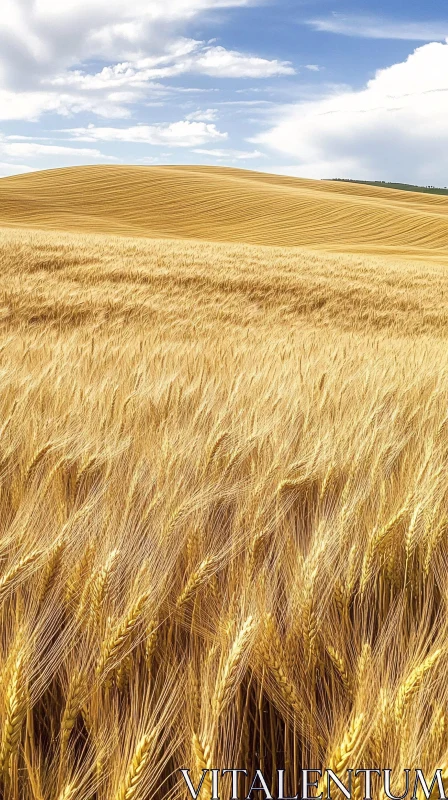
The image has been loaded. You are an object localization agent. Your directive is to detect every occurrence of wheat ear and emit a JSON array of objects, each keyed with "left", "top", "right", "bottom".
[
  {"left": 26, "top": 442, "right": 55, "bottom": 484},
  {"left": 302, "top": 595, "right": 318, "bottom": 662},
  {"left": 207, "top": 431, "right": 229, "bottom": 467},
  {"left": 60, "top": 671, "right": 84, "bottom": 758},
  {"left": 328, "top": 713, "right": 365, "bottom": 772},
  {"left": 74, "top": 454, "right": 98, "bottom": 498},
  {"left": 39, "top": 538, "right": 66, "bottom": 603},
  {"left": 65, "top": 541, "right": 95, "bottom": 607},
  {"left": 144, "top": 619, "right": 158, "bottom": 666},
  {"left": 115, "top": 732, "right": 155, "bottom": 800},
  {"left": 176, "top": 558, "right": 213, "bottom": 610},
  {"left": 0, "top": 655, "right": 27, "bottom": 775},
  {"left": 360, "top": 504, "right": 410, "bottom": 592},
  {"left": 327, "top": 645, "right": 352, "bottom": 696},
  {"left": 213, "top": 616, "right": 255, "bottom": 717},
  {"left": 405, "top": 502, "right": 423, "bottom": 562},
  {"left": 192, "top": 732, "right": 213, "bottom": 798},
  {"left": 91, "top": 548, "right": 120, "bottom": 624},
  {"left": 96, "top": 592, "right": 149, "bottom": 678},
  {"left": 369, "top": 688, "right": 390, "bottom": 764},
  {"left": 57, "top": 782, "right": 77, "bottom": 800},
  {"left": 395, "top": 649, "right": 442, "bottom": 722},
  {"left": 317, "top": 714, "right": 364, "bottom": 798},
  {"left": 261, "top": 614, "right": 304, "bottom": 718},
  {"left": 0, "top": 550, "right": 42, "bottom": 603}
]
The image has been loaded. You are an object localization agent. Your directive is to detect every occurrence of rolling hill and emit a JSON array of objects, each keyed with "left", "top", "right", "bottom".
[{"left": 1, "top": 164, "right": 448, "bottom": 260}]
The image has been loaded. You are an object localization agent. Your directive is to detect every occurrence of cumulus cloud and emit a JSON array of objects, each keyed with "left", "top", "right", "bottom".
[
  {"left": 0, "top": 1, "right": 292, "bottom": 123},
  {"left": 66, "top": 120, "right": 228, "bottom": 147},
  {"left": 254, "top": 41, "right": 448, "bottom": 185},
  {"left": 0, "top": 0, "right": 255, "bottom": 87},
  {"left": 307, "top": 14, "right": 448, "bottom": 41}
]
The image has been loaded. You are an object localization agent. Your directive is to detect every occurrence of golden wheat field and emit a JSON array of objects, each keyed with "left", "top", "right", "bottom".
[{"left": 1, "top": 165, "right": 448, "bottom": 800}]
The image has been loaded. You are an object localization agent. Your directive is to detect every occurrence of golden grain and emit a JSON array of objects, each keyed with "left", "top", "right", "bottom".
[
  {"left": 115, "top": 733, "right": 155, "bottom": 800},
  {"left": 0, "top": 166, "right": 447, "bottom": 797}
]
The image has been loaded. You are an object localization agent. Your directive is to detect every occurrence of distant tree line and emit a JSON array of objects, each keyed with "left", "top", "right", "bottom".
[{"left": 329, "top": 178, "right": 448, "bottom": 197}]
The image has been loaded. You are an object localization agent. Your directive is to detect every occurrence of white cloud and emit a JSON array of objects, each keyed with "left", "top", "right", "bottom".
[
  {"left": 193, "top": 147, "right": 264, "bottom": 159},
  {"left": 0, "top": 88, "right": 140, "bottom": 121},
  {"left": 0, "top": 142, "right": 114, "bottom": 160},
  {"left": 6, "top": 135, "right": 56, "bottom": 141},
  {"left": 46, "top": 44, "right": 293, "bottom": 93},
  {"left": 0, "top": 136, "right": 117, "bottom": 175},
  {"left": 254, "top": 41, "right": 448, "bottom": 185},
  {"left": 66, "top": 120, "right": 228, "bottom": 147},
  {"left": 186, "top": 108, "right": 219, "bottom": 121},
  {"left": 0, "top": 1, "right": 255, "bottom": 85},
  {"left": 0, "top": 90, "right": 59, "bottom": 121},
  {"left": 217, "top": 99, "right": 272, "bottom": 105},
  {"left": 0, "top": 1, "right": 291, "bottom": 122},
  {"left": 308, "top": 14, "right": 448, "bottom": 41},
  {"left": 191, "top": 46, "right": 294, "bottom": 77},
  {"left": 305, "top": 65, "right": 321, "bottom": 72},
  {"left": 0, "top": 161, "right": 33, "bottom": 177},
  {"left": 46, "top": 40, "right": 202, "bottom": 89}
]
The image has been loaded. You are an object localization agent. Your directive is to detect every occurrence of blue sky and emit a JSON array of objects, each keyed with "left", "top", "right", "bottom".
[{"left": 1, "top": 0, "right": 448, "bottom": 184}]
